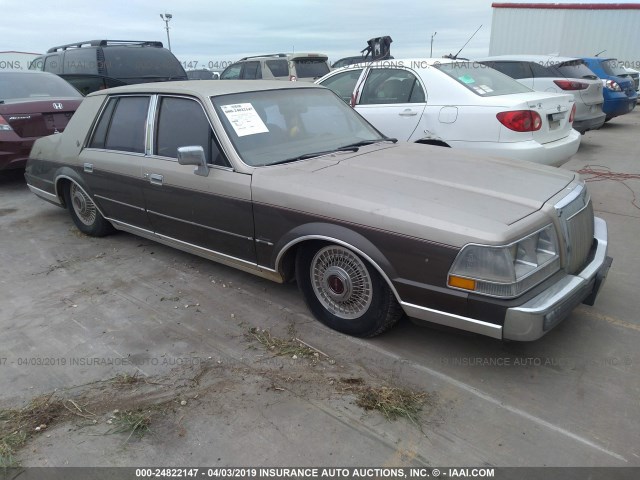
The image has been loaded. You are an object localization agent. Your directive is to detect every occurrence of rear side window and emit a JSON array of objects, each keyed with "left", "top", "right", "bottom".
[
  {"left": 292, "top": 58, "right": 329, "bottom": 78},
  {"left": 89, "top": 96, "right": 149, "bottom": 153},
  {"left": 154, "top": 96, "right": 226, "bottom": 166},
  {"left": 266, "top": 60, "right": 288, "bottom": 78}
]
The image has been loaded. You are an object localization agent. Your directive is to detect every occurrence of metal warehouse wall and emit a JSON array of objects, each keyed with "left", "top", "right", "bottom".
[{"left": 489, "top": 4, "right": 640, "bottom": 66}]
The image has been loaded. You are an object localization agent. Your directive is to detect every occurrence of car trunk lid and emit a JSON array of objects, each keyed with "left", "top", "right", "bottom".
[
  {"left": 500, "top": 92, "right": 575, "bottom": 145},
  {"left": 0, "top": 98, "right": 81, "bottom": 138}
]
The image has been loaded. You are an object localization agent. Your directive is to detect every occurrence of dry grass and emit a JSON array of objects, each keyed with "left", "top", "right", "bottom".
[
  {"left": 354, "top": 386, "right": 429, "bottom": 424},
  {"left": 247, "top": 327, "right": 319, "bottom": 359},
  {"left": 107, "top": 410, "right": 153, "bottom": 443},
  {"left": 0, "top": 394, "right": 65, "bottom": 467}
]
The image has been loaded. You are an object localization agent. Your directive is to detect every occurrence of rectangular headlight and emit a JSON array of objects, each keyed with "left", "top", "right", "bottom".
[{"left": 448, "top": 225, "right": 560, "bottom": 298}]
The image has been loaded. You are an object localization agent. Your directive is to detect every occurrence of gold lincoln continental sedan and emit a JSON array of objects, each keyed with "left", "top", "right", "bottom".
[{"left": 25, "top": 81, "right": 612, "bottom": 340}]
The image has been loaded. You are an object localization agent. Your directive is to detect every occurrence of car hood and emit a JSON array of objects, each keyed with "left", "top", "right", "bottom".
[{"left": 251, "top": 143, "right": 575, "bottom": 247}]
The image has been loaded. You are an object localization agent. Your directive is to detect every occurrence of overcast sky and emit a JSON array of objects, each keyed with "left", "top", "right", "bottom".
[{"left": 1, "top": 0, "right": 637, "bottom": 67}]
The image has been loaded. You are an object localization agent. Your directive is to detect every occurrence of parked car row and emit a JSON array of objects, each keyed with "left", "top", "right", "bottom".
[
  {"left": 318, "top": 54, "right": 637, "bottom": 166},
  {"left": 317, "top": 58, "right": 581, "bottom": 166}
]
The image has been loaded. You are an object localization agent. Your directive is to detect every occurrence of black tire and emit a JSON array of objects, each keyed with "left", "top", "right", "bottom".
[
  {"left": 295, "top": 243, "right": 403, "bottom": 337},
  {"left": 63, "top": 182, "right": 114, "bottom": 237}
]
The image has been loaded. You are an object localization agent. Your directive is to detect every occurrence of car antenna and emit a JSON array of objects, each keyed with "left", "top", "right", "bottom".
[
  {"left": 443, "top": 24, "right": 482, "bottom": 60},
  {"left": 595, "top": 49, "right": 606, "bottom": 57}
]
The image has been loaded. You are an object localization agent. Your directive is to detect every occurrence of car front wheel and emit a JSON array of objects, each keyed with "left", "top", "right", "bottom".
[
  {"left": 295, "top": 243, "right": 403, "bottom": 337},
  {"left": 64, "top": 182, "right": 114, "bottom": 237}
]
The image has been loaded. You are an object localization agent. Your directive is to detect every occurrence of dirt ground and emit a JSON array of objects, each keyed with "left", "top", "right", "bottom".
[{"left": 1, "top": 110, "right": 639, "bottom": 468}]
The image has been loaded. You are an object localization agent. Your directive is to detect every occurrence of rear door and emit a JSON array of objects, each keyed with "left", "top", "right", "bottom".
[
  {"left": 139, "top": 95, "right": 256, "bottom": 262},
  {"left": 80, "top": 95, "right": 152, "bottom": 229},
  {"left": 354, "top": 67, "right": 427, "bottom": 141}
]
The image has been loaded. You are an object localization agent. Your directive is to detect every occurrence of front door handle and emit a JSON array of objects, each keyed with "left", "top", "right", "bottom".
[
  {"left": 399, "top": 109, "right": 418, "bottom": 117},
  {"left": 149, "top": 173, "right": 164, "bottom": 186}
]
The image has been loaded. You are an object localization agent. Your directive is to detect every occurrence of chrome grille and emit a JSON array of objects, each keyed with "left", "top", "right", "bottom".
[{"left": 555, "top": 184, "right": 594, "bottom": 274}]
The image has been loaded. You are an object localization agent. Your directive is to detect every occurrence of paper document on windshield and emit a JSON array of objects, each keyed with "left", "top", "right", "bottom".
[{"left": 220, "top": 103, "right": 269, "bottom": 137}]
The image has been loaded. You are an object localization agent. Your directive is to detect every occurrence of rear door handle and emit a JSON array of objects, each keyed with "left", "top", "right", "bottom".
[
  {"left": 399, "top": 109, "right": 418, "bottom": 117},
  {"left": 149, "top": 173, "right": 164, "bottom": 186}
]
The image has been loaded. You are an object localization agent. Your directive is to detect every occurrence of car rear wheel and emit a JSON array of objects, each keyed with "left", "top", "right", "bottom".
[
  {"left": 295, "top": 243, "right": 403, "bottom": 337},
  {"left": 64, "top": 182, "right": 114, "bottom": 237}
]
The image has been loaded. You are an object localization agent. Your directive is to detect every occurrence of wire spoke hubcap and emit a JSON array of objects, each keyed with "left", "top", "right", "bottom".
[
  {"left": 311, "top": 246, "right": 373, "bottom": 320},
  {"left": 70, "top": 183, "right": 97, "bottom": 226}
]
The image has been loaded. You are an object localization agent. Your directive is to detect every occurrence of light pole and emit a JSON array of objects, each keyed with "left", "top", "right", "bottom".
[
  {"left": 430, "top": 31, "right": 437, "bottom": 57},
  {"left": 160, "top": 13, "right": 173, "bottom": 51}
]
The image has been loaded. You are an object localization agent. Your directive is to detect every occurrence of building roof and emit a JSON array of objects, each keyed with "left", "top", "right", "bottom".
[{"left": 492, "top": 3, "right": 640, "bottom": 10}]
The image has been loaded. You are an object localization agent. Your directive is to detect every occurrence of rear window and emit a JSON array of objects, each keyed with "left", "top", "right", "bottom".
[
  {"left": 553, "top": 61, "right": 599, "bottom": 80},
  {"left": 292, "top": 58, "right": 329, "bottom": 78},
  {"left": 0, "top": 72, "right": 81, "bottom": 100},
  {"left": 435, "top": 62, "right": 531, "bottom": 97},
  {"left": 102, "top": 47, "right": 186, "bottom": 80},
  {"left": 601, "top": 59, "right": 628, "bottom": 76}
]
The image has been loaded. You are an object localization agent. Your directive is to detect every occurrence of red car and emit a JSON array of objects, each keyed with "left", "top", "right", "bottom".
[{"left": 0, "top": 70, "right": 82, "bottom": 171}]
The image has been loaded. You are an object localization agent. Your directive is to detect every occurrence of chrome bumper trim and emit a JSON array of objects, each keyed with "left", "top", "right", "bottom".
[
  {"left": 401, "top": 302, "right": 503, "bottom": 340},
  {"left": 503, "top": 217, "right": 611, "bottom": 341},
  {"left": 27, "top": 184, "right": 61, "bottom": 205}
]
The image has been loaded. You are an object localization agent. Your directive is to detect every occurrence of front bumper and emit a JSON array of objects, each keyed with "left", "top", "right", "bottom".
[{"left": 503, "top": 217, "right": 611, "bottom": 341}]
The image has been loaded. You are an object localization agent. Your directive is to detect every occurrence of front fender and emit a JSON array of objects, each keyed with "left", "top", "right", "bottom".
[{"left": 273, "top": 222, "right": 400, "bottom": 296}]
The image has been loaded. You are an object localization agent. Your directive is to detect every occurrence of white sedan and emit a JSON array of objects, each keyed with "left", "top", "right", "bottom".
[{"left": 316, "top": 58, "right": 581, "bottom": 166}]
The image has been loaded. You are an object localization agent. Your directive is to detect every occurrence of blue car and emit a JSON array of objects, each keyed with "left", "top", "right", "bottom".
[{"left": 582, "top": 57, "right": 637, "bottom": 121}]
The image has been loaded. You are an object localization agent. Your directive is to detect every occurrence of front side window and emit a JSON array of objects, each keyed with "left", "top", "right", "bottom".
[
  {"left": 154, "top": 96, "right": 227, "bottom": 166},
  {"left": 319, "top": 69, "right": 363, "bottom": 103},
  {"left": 89, "top": 96, "right": 149, "bottom": 153},
  {"left": 360, "top": 68, "right": 425, "bottom": 104},
  {"left": 220, "top": 63, "right": 242, "bottom": 80}
]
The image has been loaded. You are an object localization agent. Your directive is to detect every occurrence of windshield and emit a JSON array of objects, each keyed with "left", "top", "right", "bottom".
[
  {"left": 435, "top": 61, "right": 531, "bottom": 97},
  {"left": 211, "top": 88, "right": 384, "bottom": 167},
  {"left": 0, "top": 72, "right": 81, "bottom": 100},
  {"left": 601, "top": 59, "right": 628, "bottom": 76}
]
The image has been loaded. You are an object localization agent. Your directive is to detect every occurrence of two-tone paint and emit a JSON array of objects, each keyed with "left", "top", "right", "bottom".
[{"left": 26, "top": 80, "right": 611, "bottom": 340}]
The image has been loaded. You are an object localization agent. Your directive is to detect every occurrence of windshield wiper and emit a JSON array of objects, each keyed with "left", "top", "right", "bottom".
[
  {"left": 269, "top": 146, "right": 360, "bottom": 166},
  {"left": 341, "top": 137, "right": 397, "bottom": 148}
]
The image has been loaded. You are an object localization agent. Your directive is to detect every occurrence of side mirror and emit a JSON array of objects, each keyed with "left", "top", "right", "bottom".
[{"left": 177, "top": 146, "right": 209, "bottom": 177}]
